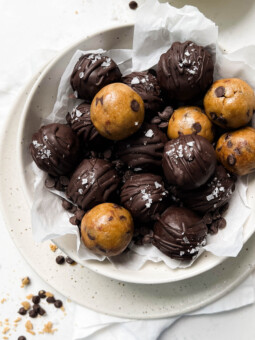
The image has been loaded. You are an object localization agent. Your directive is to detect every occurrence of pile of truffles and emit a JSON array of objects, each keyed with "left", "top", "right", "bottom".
[{"left": 30, "top": 42, "right": 255, "bottom": 262}]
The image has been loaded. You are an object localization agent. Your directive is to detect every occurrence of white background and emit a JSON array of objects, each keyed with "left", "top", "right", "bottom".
[{"left": 1, "top": 0, "right": 255, "bottom": 339}]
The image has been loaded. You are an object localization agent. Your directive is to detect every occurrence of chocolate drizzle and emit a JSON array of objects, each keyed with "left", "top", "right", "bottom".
[
  {"left": 153, "top": 206, "right": 207, "bottom": 260},
  {"left": 162, "top": 134, "right": 217, "bottom": 189},
  {"left": 30, "top": 123, "right": 80, "bottom": 176},
  {"left": 157, "top": 41, "right": 214, "bottom": 101},
  {"left": 70, "top": 54, "right": 121, "bottom": 101}
]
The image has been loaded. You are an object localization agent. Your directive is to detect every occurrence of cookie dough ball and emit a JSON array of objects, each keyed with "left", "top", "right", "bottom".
[
  {"left": 216, "top": 127, "right": 255, "bottom": 175},
  {"left": 66, "top": 159, "right": 119, "bottom": 210},
  {"left": 120, "top": 173, "right": 168, "bottom": 223},
  {"left": 30, "top": 123, "right": 80, "bottom": 176},
  {"left": 81, "top": 203, "right": 134, "bottom": 256},
  {"left": 122, "top": 70, "right": 163, "bottom": 116},
  {"left": 116, "top": 123, "right": 167, "bottom": 172},
  {"left": 168, "top": 106, "right": 214, "bottom": 143},
  {"left": 162, "top": 134, "right": 217, "bottom": 190},
  {"left": 177, "top": 165, "right": 236, "bottom": 214},
  {"left": 91, "top": 83, "right": 145, "bottom": 140},
  {"left": 204, "top": 78, "right": 255, "bottom": 129},
  {"left": 153, "top": 206, "right": 207, "bottom": 260},
  {"left": 157, "top": 41, "right": 214, "bottom": 101},
  {"left": 70, "top": 53, "right": 121, "bottom": 101}
]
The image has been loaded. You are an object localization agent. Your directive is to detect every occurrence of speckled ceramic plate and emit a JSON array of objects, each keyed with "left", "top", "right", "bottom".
[
  {"left": 1, "top": 25, "right": 255, "bottom": 318},
  {"left": 16, "top": 25, "right": 255, "bottom": 284}
]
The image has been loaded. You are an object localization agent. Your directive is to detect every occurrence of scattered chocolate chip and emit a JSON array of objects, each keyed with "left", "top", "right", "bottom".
[
  {"left": 219, "top": 203, "right": 229, "bottom": 215},
  {"left": 108, "top": 216, "right": 114, "bottom": 221},
  {"left": 62, "top": 199, "right": 73, "bottom": 211},
  {"left": 56, "top": 255, "right": 65, "bottom": 265},
  {"left": 66, "top": 256, "right": 76, "bottom": 265},
  {"left": 18, "top": 307, "right": 27, "bottom": 316},
  {"left": 192, "top": 122, "right": 202, "bottom": 133},
  {"left": 69, "top": 215, "right": 79, "bottom": 225},
  {"left": 18, "top": 336, "right": 26, "bottom": 340},
  {"left": 54, "top": 300, "right": 63, "bottom": 308},
  {"left": 96, "top": 96, "right": 104, "bottom": 106},
  {"left": 119, "top": 215, "right": 127, "bottom": 220},
  {"left": 46, "top": 296, "right": 56, "bottom": 304},
  {"left": 32, "top": 295, "right": 40, "bottom": 304},
  {"left": 45, "top": 176, "right": 56, "bottom": 188},
  {"left": 215, "top": 86, "right": 225, "bottom": 97},
  {"left": 218, "top": 218, "right": 227, "bottom": 229},
  {"left": 75, "top": 209, "right": 85, "bottom": 221},
  {"left": 227, "top": 140, "right": 233, "bottom": 148},
  {"left": 29, "top": 309, "right": 38, "bottom": 318},
  {"left": 210, "top": 112, "right": 217, "bottom": 120},
  {"left": 227, "top": 154, "right": 236, "bottom": 166},
  {"left": 150, "top": 117, "right": 161, "bottom": 124},
  {"left": 129, "top": 1, "right": 138, "bottom": 10},
  {"left": 33, "top": 304, "right": 40, "bottom": 313},
  {"left": 59, "top": 176, "right": 69, "bottom": 186},
  {"left": 87, "top": 233, "right": 96, "bottom": 240},
  {"left": 38, "top": 306, "right": 46, "bottom": 316},
  {"left": 131, "top": 99, "right": 140, "bottom": 112},
  {"left": 38, "top": 290, "right": 46, "bottom": 298},
  {"left": 158, "top": 122, "right": 168, "bottom": 129},
  {"left": 234, "top": 147, "right": 241, "bottom": 155}
]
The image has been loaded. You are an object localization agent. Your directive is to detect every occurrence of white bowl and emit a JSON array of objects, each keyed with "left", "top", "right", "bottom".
[{"left": 17, "top": 24, "right": 255, "bottom": 284}]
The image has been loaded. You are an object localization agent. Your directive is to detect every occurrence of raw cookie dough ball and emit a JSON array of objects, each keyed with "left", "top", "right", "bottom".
[
  {"left": 81, "top": 203, "right": 134, "bottom": 256},
  {"left": 91, "top": 83, "right": 145, "bottom": 140},
  {"left": 204, "top": 78, "right": 255, "bottom": 129},
  {"left": 122, "top": 70, "right": 163, "bottom": 117},
  {"left": 176, "top": 165, "right": 236, "bottom": 214},
  {"left": 157, "top": 41, "right": 214, "bottom": 101},
  {"left": 216, "top": 127, "right": 255, "bottom": 175},
  {"left": 70, "top": 53, "right": 121, "bottom": 101},
  {"left": 162, "top": 134, "right": 217, "bottom": 190},
  {"left": 66, "top": 158, "right": 120, "bottom": 210},
  {"left": 116, "top": 123, "right": 167, "bottom": 172},
  {"left": 153, "top": 206, "right": 207, "bottom": 260},
  {"left": 167, "top": 106, "right": 214, "bottom": 143},
  {"left": 30, "top": 123, "right": 80, "bottom": 176},
  {"left": 120, "top": 173, "right": 168, "bottom": 223}
]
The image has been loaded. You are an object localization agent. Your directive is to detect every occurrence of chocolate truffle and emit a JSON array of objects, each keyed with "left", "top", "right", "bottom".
[
  {"left": 66, "top": 158, "right": 119, "bottom": 210},
  {"left": 120, "top": 173, "right": 168, "bottom": 223},
  {"left": 157, "top": 41, "right": 214, "bottom": 101},
  {"left": 122, "top": 70, "right": 163, "bottom": 116},
  {"left": 30, "top": 123, "right": 80, "bottom": 176},
  {"left": 90, "top": 83, "right": 145, "bottom": 140},
  {"left": 153, "top": 206, "right": 207, "bottom": 260},
  {"left": 70, "top": 53, "right": 121, "bottom": 101},
  {"left": 162, "top": 134, "right": 217, "bottom": 190},
  {"left": 66, "top": 102, "right": 102, "bottom": 148},
  {"left": 204, "top": 78, "right": 255, "bottom": 129},
  {"left": 177, "top": 165, "right": 236, "bottom": 214},
  {"left": 117, "top": 123, "right": 168, "bottom": 172},
  {"left": 81, "top": 203, "right": 134, "bottom": 257},
  {"left": 216, "top": 127, "right": 255, "bottom": 176}
]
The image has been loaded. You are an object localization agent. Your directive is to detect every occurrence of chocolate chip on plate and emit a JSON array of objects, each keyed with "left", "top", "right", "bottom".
[
  {"left": 54, "top": 300, "right": 63, "bottom": 308},
  {"left": 66, "top": 256, "right": 76, "bottom": 265},
  {"left": 32, "top": 295, "right": 40, "bottom": 304},
  {"left": 46, "top": 296, "right": 56, "bottom": 304},
  {"left": 18, "top": 307, "right": 27, "bottom": 316},
  {"left": 38, "top": 290, "right": 46, "bottom": 298},
  {"left": 29, "top": 309, "right": 38, "bottom": 318},
  {"left": 56, "top": 255, "right": 65, "bottom": 265}
]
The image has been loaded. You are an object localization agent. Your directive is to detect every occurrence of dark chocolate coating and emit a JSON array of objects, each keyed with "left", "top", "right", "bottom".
[
  {"left": 116, "top": 123, "right": 168, "bottom": 172},
  {"left": 162, "top": 134, "right": 216, "bottom": 190},
  {"left": 66, "top": 102, "right": 103, "bottom": 148},
  {"left": 66, "top": 158, "right": 119, "bottom": 210},
  {"left": 30, "top": 123, "right": 80, "bottom": 176},
  {"left": 177, "top": 165, "right": 236, "bottom": 214},
  {"left": 120, "top": 173, "right": 168, "bottom": 223},
  {"left": 157, "top": 41, "right": 214, "bottom": 101},
  {"left": 153, "top": 206, "right": 207, "bottom": 260},
  {"left": 70, "top": 53, "right": 122, "bottom": 101},
  {"left": 122, "top": 70, "right": 163, "bottom": 116}
]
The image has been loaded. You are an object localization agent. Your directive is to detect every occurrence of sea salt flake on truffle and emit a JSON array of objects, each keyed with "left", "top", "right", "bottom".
[
  {"left": 187, "top": 141, "right": 195, "bottom": 147},
  {"left": 78, "top": 188, "right": 83, "bottom": 194},
  {"left": 82, "top": 178, "right": 88, "bottom": 185},
  {"left": 155, "top": 182, "right": 162, "bottom": 189},
  {"left": 74, "top": 91, "right": 78, "bottom": 98},
  {"left": 32, "top": 140, "right": 42, "bottom": 148},
  {"left": 79, "top": 72, "right": 85, "bottom": 79},
  {"left": 134, "top": 122, "right": 139, "bottom": 126},
  {"left": 75, "top": 109, "right": 83, "bottom": 117},
  {"left": 131, "top": 77, "right": 140, "bottom": 85},
  {"left": 145, "top": 129, "right": 154, "bottom": 138},
  {"left": 134, "top": 167, "right": 142, "bottom": 171}
]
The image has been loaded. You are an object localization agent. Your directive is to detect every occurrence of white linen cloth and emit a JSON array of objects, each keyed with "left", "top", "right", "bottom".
[{"left": 1, "top": 1, "right": 255, "bottom": 340}]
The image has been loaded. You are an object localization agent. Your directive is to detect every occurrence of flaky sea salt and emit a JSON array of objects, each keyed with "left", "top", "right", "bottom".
[
  {"left": 145, "top": 129, "right": 154, "bottom": 138},
  {"left": 131, "top": 77, "right": 140, "bottom": 85},
  {"left": 154, "top": 182, "right": 162, "bottom": 189}
]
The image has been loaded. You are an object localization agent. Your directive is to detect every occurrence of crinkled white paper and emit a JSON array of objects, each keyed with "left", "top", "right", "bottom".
[{"left": 31, "top": 0, "right": 254, "bottom": 270}]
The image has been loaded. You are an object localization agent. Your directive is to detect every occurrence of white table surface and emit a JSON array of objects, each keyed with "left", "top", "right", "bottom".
[{"left": 1, "top": 0, "right": 255, "bottom": 339}]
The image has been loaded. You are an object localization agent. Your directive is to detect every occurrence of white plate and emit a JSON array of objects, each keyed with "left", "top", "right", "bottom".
[
  {"left": 17, "top": 24, "right": 255, "bottom": 284},
  {"left": 1, "top": 32, "right": 255, "bottom": 318}
]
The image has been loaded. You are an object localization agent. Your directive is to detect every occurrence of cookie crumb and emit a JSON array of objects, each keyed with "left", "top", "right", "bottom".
[
  {"left": 26, "top": 294, "right": 33, "bottom": 300},
  {"left": 49, "top": 244, "right": 58, "bottom": 252},
  {"left": 1, "top": 298, "right": 7, "bottom": 304},
  {"left": 14, "top": 317, "right": 22, "bottom": 323},
  {"left": 45, "top": 292, "right": 54, "bottom": 298},
  {"left": 75, "top": 10, "right": 78, "bottom": 14},
  {"left": 21, "top": 277, "right": 30, "bottom": 288},
  {"left": 25, "top": 320, "right": 35, "bottom": 335},
  {"left": 39, "top": 322, "right": 57, "bottom": 334},
  {"left": 21, "top": 301, "right": 31, "bottom": 311},
  {"left": 2, "top": 326, "right": 10, "bottom": 334}
]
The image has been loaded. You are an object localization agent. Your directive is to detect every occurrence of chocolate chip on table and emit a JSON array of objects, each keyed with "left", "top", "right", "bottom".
[
  {"left": 54, "top": 300, "right": 63, "bottom": 308},
  {"left": 29, "top": 309, "right": 38, "bottom": 318},
  {"left": 18, "top": 307, "right": 27, "bottom": 316},
  {"left": 38, "top": 306, "right": 46, "bottom": 316},
  {"left": 62, "top": 199, "right": 73, "bottom": 211},
  {"left": 69, "top": 215, "right": 79, "bottom": 225},
  {"left": 129, "top": 1, "right": 138, "bottom": 10},
  {"left": 45, "top": 176, "right": 56, "bottom": 188},
  {"left": 33, "top": 304, "right": 40, "bottom": 313},
  {"left": 66, "top": 256, "right": 76, "bottom": 265},
  {"left": 46, "top": 296, "right": 56, "bottom": 304},
  {"left": 214, "top": 86, "right": 225, "bottom": 97},
  {"left": 38, "top": 290, "right": 46, "bottom": 298},
  {"left": 56, "top": 255, "right": 65, "bottom": 265},
  {"left": 59, "top": 176, "right": 69, "bottom": 186},
  {"left": 75, "top": 209, "right": 85, "bottom": 221},
  {"left": 18, "top": 336, "right": 27, "bottom": 340},
  {"left": 32, "top": 295, "right": 40, "bottom": 304}
]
